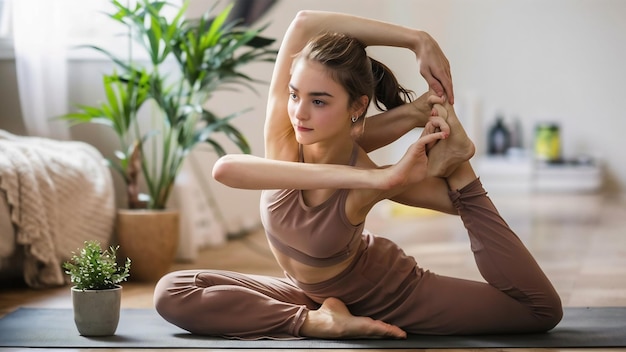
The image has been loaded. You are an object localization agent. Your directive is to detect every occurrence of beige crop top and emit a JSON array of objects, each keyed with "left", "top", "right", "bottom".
[{"left": 259, "top": 144, "right": 365, "bottom": 267}]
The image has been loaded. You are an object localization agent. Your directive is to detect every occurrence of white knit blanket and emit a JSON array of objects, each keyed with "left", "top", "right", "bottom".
[{"left": 0, "top": 130, "right": 115, "bottom": 288}]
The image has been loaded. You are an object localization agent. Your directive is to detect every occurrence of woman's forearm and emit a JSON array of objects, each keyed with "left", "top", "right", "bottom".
[
  {"left": 294, "top": 10, "right": 424, "bottom": 54},
  {"left": 295, "top": 11, "right": 454, "bottom": 103},
  {"left": 358, "top": 105, "right": 420, "bottom": 153},
  {"left": 358, "top": 93, "right": 433, "bottom": 153},
  {"left": 212, "top": 154, "right": 382, "bottom": 190}
]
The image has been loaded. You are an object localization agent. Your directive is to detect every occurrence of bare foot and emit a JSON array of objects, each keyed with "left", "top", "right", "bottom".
[
  {"left": 426, "top": 100, "right": 475, "bottom": 178},
  {"left": 300, "top": 297, "right": 407, "bottom": 339},
  {"left": 410, "top": 90, "right": 438, "bottom": 127}
]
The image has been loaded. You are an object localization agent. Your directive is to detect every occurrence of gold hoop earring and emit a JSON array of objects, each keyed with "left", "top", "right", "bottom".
[{"left": 351, "top": 115, "right": 358, "bottom": 123}]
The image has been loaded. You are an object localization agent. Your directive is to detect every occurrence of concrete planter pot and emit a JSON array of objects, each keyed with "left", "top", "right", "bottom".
[{"left": 71, "top": 285, "right": 122, "bottom": 336}]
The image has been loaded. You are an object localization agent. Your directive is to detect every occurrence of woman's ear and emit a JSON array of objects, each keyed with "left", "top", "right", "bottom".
[{"left": 353, "top": 95, "right": 369, "bottom": 117}]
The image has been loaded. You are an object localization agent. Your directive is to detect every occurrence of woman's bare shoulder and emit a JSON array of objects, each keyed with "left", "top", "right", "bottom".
[{"left": 354, "top": 146, "right": 385, "bottom": 170}]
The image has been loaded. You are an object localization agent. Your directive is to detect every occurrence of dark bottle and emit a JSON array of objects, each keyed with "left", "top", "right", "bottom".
[
  {"left": 509, "top": 116, "right": 523, "bottom": 149},
  {"left": 487, "top": 116, "right": 511, "bottom": 155}
]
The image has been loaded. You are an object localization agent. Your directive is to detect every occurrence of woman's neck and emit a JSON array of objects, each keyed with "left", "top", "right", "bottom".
[{"left": 302, "top": 140, "right": 354, "bottom": 165}]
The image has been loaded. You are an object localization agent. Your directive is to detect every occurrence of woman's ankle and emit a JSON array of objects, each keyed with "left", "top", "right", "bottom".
[{"left": 446, "top": 162, "right": 477, "bottom": 191}]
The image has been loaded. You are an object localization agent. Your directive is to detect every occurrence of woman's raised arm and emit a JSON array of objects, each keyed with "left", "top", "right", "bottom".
[
  {"left": 265, "top": 10, "right": 453, "bottom": 160},
  {"left": 295, "top": 11, "right": 453, "bottom": 102}
]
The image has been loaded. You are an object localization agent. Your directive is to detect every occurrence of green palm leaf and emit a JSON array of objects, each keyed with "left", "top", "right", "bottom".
[{"left": 61, "top": 0, "right": 276, "bottom": 209}]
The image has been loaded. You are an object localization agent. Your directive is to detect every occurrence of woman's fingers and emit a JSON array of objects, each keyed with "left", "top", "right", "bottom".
[
  {"left": 420, "top": 116, "right": 450, "bottom": 152},
  {"left": 427, "top": 94, "right": 446, "bottom": 105},
  {"left": 437, "top": 67, "right": 454, "bottom": 104},
  {"left": 427, "top": 115, "right": 450, "bottom": 135},
  {"left": 428, "top": 69, "right": 454, "bottom": 104},
  {"left": 418, "top": 36, "right": 454, "bottom": 105},
  {"left": 416, "top": 130, "right": 448, "bottom": 153},
  {"left": 422, "top": 70, "right": 445, "bottom": 100}
]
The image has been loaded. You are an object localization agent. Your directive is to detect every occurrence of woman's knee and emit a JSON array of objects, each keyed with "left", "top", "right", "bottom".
[
  {"left": 153, "top": 270, "right": 199, "bottom": 316},
  {"left": 154, "top": 271, "right": 180, "bottom": 315},
  {"left": 540, "top": 294, "right": 563, "bottom": 331},
  {"left": 529, "top": 291, "right": 563, "bottom": 332}
]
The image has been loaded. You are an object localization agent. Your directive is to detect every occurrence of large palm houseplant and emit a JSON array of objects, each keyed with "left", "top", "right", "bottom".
[{"left": 62, "top": 0, "right": 277, "bottom": 281}]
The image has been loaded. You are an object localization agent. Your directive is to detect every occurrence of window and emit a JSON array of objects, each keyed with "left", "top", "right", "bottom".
[
  {"left": 0, "top": 0, "right": 13, "bottom": 58},
  {"left": 0, "top": 0, "right": 139, "bottom": 60},
  {"left": 64, "top": 0, "right": 124, "bottom": 59},
  {"left": 0, "top": 0, "right": 10, "bottom": 37}
]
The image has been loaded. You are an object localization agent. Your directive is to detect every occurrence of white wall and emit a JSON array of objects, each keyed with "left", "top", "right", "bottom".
[
  {"left": 61, "top": 0, "right": 626, "bottom": 235},
  {"left": 193, "top": 0, "right": 626, "bottom": 231}
]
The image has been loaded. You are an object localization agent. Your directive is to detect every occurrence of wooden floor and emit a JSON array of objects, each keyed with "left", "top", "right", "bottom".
[{"left": 1, "top": 191, "right": 625, "bottom": 352}]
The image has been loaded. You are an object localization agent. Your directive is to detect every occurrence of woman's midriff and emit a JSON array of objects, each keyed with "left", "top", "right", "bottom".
[{"left": 268, "top": 242, "right": 358, "bottom": 286}]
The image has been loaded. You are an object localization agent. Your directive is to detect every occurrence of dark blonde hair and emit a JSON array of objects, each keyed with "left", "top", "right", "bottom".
[{"left": 296, "top": 32, "right": 414, "bottom": 121}]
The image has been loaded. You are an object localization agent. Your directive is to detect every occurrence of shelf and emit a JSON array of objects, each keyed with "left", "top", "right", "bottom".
[{"left": 475, "top": 155, "right": 603, "bottom": 194}]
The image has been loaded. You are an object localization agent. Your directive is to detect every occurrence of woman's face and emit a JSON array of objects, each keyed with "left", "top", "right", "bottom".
[{"left": 288, "top": 59, "right": 353, "bottom": 145}]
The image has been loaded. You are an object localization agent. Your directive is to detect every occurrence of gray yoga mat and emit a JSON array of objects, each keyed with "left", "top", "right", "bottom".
[{"left": 0, "top": 307, "right": 624, "bottom": 349}]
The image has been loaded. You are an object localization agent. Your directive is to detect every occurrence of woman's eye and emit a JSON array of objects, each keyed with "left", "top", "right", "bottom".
[
  {"left": 312, "top": 99, "right": 325, "bottom": 106},
  {"left": 289, "top": 92, "right": 297, "bottom": 100}
]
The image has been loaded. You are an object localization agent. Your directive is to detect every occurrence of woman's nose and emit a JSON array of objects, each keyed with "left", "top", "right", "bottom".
[{"left": 294, "top": 103, "right": 308, "bottom": 121}]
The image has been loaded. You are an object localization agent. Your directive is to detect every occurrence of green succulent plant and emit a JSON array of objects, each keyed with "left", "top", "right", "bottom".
[
  {"left": 63, "top": 240, "right": 131, "bottom": 291},
  {"left": 61, "top": 0, "right": 277, "bottom": 209}
]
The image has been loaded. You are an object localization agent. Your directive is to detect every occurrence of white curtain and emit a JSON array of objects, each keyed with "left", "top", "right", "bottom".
[{"left": 12, "top": 0, "right": 69, "bottom": 140}]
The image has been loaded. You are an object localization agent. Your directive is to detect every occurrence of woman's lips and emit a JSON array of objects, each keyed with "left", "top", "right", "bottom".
[{"left": 296, "top": 125, "right": 313, "bottom": 132}]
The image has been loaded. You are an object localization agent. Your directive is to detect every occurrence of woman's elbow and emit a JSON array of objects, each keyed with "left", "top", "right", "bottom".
[
  {"left": 293, "top": 10, "right": 314, "bottom": 26},
  {"left": 213, "top": 154, "right": 263, "bottom": 190},
  {"left": 290, "top": 10, "right": 319, "bottom": 35},
  {"left": 212, "top": 155, "right": 237, "bottom": 186}
]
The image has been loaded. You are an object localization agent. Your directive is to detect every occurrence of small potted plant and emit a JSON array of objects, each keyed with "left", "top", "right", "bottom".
[{"left": 63, "top": 240, "right": 131, "bottom": 336}]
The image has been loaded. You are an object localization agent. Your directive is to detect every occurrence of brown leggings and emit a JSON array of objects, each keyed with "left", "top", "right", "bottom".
[{"left": 153, "top": 178, "right": 562, "bottom": 338}]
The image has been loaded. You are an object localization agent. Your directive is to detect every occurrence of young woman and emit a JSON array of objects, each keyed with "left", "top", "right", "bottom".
[{"left": 154, "top": 10, "right": 562, "bottom": 339}]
